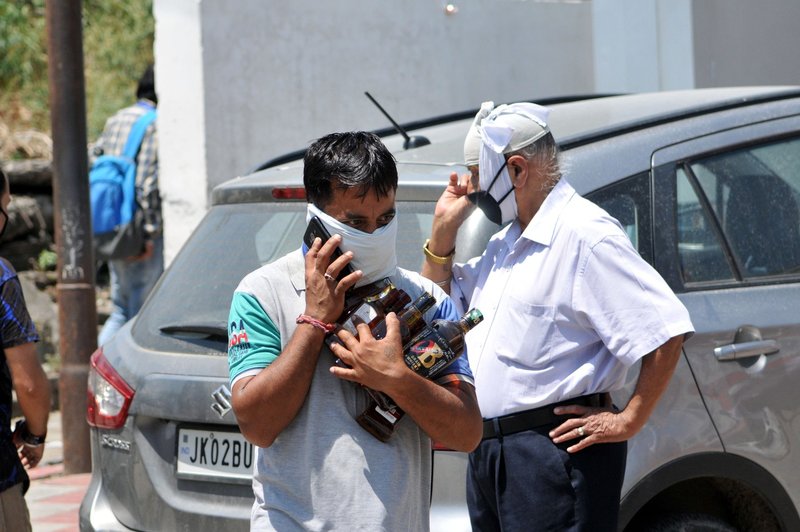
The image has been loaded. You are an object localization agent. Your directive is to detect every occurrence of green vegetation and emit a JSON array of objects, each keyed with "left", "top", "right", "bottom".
[
  {"left": 36, "top": 248, "right": 58, "bottom": 271},
  {"left": 0, "top": 0, "right": 154, "bottom": 142}
]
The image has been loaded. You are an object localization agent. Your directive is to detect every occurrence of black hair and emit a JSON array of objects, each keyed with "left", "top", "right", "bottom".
[
  {"left": 0, "top": 165, "right": 7, "bottom": 194},
  {"left": 136, "top": 63, "right": 157, "bottom": 104},
  {"left": 303, "top": 131, "right": 398, "bottom": 208}
]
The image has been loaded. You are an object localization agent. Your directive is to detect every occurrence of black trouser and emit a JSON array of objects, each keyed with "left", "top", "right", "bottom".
[{"left": 467, "top": 425, "right": 627, "bottom": 532}]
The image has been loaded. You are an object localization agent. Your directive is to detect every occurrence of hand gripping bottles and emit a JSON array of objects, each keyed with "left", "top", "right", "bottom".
[{"left": 357, "top": 307, "right": 484, "bottom": 442}]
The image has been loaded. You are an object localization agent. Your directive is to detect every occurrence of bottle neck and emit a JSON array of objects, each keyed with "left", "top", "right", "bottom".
[
  {"left": 400, "top": 305, "right": 422, "bottom": 325},
  {"left": 456, "top": 310, "right": 484, "bottom": 335}
]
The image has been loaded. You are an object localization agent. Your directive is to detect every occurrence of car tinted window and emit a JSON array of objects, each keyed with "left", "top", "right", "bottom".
[
  {"left": 688, "top": 137, "right": 800, "bottom": 279},
  {"left": 586, "top": 173, "right": 653, "bottom": 265},
  {"left": 676, "top": 167, "right": 735, "bottom": 283},
  {"left": 133, "top": 202, "right": 435, "bottom": 354}
]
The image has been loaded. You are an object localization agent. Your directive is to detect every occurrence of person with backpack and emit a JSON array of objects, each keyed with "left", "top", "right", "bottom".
[{"left": 91, "top": 64, "right": 163, "bottom": 345}]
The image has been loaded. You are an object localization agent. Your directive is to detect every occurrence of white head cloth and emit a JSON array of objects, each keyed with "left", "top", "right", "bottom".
[{"left": 463, "top": 102, "right": 552, "bottom": 225}]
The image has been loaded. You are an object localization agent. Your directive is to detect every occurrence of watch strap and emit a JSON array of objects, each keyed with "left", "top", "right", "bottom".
[{"left": 16, "top": 419, "right": 46, "bottom": 446}]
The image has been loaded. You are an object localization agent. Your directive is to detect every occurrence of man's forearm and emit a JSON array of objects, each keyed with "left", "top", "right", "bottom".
[
  {"left": 7, "top": 344, "right": 50, "bottom": 437},
  {"left": 232, "top": 325, "right": 326, "bottom": 447},
  {"left": 390, "top": 375, "right": 482, "bottom": 452},
  {"left": 16, "top": 375, "right": 50, "bottom": 437},
  {"left": 421, "top": 221, "right": 460, "bottom": 289},
  {"left": 621, "top": 335, "right": 684, "bottom": 434}
]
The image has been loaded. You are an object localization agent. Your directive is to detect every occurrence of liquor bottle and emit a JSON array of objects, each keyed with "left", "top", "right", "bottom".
[
  {"left": 357, "top": 394, "right": 405, "bottom": 443},
  {"left": 371, "top": 291, "right": 435, "bottom": 344},
  {"left": 341, "top": 287, "right": 410, "bottom": 335},
  {"left": 339, "top": 278, "right": 394, "bottom": 323},
  {"left": 326, "top": 283, "right": 410, "bottom": 353},
  {"left": 357, "top": 307, "right": 484, "bottom": 443},
  {"left": 332, "top": 290, "right": 433, "bottom": 368},
  {"left": 404, "top": 308, "right": 484, "bottom": 379},
  {"left": 356, "top": 291, "right": 436, "bottom": 407},
  {"left": 354, "top": 292, "right": 437, "bottom": 442}
]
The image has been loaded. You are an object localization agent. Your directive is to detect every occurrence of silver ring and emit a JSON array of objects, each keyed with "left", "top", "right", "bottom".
[
  {"left": 323, "top": 273, "right": 335, "bottom": 282},
  {"left": 576, "top": 426, "right": 585, "bottom": 437}
]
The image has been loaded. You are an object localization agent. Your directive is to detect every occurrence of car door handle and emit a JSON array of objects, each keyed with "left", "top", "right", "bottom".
[{"left": 714, "top": 340, "right": 780, "bottom": 361}]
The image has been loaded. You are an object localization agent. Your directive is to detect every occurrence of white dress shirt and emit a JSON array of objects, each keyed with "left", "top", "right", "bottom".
[{"left": 451, "top": 178, "right": 694, "bottom": 419}]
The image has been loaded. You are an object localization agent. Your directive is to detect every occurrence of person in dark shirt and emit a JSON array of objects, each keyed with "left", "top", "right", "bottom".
[{"left": 0, "top": 166, "right": 50, "bottom": 532}]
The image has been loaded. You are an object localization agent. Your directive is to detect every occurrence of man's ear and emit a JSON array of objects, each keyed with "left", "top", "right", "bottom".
[{"left": 507, "top": 155, "right": 528, "bottom": 188}]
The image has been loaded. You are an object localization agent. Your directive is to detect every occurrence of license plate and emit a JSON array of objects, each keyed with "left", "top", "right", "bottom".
[{"left": 176, "top": 428, "right": 254, "bottom": 484}]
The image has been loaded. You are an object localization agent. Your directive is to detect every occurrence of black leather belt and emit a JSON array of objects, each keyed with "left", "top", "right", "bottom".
[{"left": 482, "top": 393, "right": 604, "bottom": 440}]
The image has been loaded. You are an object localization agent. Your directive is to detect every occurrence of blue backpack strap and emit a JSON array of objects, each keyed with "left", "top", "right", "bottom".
[
  {"left": 122, "top": 109, "right": 157, "bottom": 160},
  {"left": 117, "top": 108, "right": 156, "bottom": 225}
]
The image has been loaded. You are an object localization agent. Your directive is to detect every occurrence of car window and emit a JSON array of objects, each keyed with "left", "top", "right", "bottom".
[
  {"left": 133, "top": 202, "right": 436, "bottom": 354},
  {"left": 254, "top": 211, "right": 307, "bottom": 264},
  {"left": 685, "top": 137, "right": 800, "bottom": 279},
  {"left": 676, "top": 167, "right": 735, "bottom": 283},
  {"left": 586, "top": 172, "right": 653, "bottom": 265}
]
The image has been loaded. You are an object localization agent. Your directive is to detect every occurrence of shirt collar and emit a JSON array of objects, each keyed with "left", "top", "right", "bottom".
[
  {"left": 290, "top": 247, "right": 307, "bottom": 291},
  {"left": 520, "top": 178, "right": 576, "bottom": 246}
]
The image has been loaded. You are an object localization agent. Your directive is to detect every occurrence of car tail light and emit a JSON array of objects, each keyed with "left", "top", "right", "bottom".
[
  {"left": 272, "top": 187, "right": 306, "bottom": 200},
  {"left": 86, "top": 348, "right": 135, "bottom": 429}
]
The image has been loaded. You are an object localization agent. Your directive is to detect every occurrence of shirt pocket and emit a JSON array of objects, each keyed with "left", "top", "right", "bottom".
[{"left": 493, "top": 297, "right": 557, "bottom": 369}]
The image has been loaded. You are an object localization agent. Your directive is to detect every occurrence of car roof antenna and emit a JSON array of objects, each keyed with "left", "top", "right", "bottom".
[{"left": 365, "top": 91, "right": 431, "bottom": 150}]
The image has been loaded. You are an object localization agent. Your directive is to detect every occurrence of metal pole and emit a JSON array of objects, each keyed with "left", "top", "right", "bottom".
[{"left": 45, "top": 0, "right": 96, "bottom": 474}]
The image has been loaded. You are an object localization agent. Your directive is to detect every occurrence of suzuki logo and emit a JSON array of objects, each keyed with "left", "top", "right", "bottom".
[{"left": 211, "top": 385, "right": 233, "bottom": 418}]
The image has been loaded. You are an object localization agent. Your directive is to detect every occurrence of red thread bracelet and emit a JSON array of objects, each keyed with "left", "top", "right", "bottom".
[{"left": 296, "top": 314, "right": 336, "bottom": 333}]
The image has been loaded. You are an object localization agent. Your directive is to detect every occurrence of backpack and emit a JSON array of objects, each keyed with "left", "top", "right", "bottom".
[{"left": 89, "top": 108, "right": 157, "bottom": 261}]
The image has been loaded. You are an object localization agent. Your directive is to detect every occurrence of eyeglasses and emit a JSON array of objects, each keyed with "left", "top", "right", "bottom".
[{"left": 466, "top": 160, "right": 513, "bottom": 225}]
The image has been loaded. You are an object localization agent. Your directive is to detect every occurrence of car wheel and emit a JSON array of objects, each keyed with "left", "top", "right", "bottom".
[{"left": 642, "top": 512, "right": 738, "bottom": 532}]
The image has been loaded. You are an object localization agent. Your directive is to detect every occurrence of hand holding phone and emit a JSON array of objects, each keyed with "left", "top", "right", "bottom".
[{"left": 303, "top": 216, "right": 356, "bottom": 281}]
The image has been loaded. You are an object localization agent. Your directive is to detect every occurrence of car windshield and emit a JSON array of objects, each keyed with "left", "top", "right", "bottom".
[{"left": 133, "top": 201, "right": 436, "bottom": 354}]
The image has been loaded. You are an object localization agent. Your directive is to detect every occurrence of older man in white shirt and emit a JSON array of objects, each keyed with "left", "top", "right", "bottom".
[{"left": 422, "top": 102, "right": 694, "bottom": 531}]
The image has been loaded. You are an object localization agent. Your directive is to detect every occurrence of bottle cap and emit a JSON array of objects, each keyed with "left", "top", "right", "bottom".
[{"left": 463, "top": 308, "right": 484, "bottom": 327}]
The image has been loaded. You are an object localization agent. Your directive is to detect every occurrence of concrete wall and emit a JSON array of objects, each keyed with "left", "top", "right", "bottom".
[
  {"left": 692, "top": 0, "right": 800, "bottom": 87},
  {"left": 153, "top": 0, "right": 800, "bottom": 263},
  {"left": 197, "top": 1, "right": 594, "bottom": 185},
  {"left": 593, "top": 0, "right": 695, "bottom": 92},
  {"left": 154, "top": 0, "right": 595, "bottom": 262},
  {"left": 153, "top": 0, "right": 208, "bottom": 263}
]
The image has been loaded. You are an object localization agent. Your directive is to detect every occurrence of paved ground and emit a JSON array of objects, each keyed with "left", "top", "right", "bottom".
[{"left": 24, "top": 411, "right": 92, "bottom": 532}]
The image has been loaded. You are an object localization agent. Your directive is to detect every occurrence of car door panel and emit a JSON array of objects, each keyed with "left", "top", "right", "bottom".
[
  {"left": 651, "top": 117, "right": 800, "bottom": 511},
  {"left": 586, "top": 174, "right": 723, "bottom": 495}
]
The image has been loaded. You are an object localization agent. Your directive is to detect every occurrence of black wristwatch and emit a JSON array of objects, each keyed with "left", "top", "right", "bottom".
[{"left": 15, "top": 419, "right": 46, "bottom": 447}]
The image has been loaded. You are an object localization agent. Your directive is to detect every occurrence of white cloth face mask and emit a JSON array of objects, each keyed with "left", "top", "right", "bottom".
[
  {"left": 472, "top": 154, "right": 517, "bottom": 226},
  {"left": 306, "top": 203, "right": 398, "bottom": 286}
]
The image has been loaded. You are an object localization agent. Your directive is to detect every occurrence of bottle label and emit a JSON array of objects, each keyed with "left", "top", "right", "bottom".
[
  {"left": 341, "top": 304, "right": 380, "bottom": 335},
  {"left": 374, "top": 403, "right": 399, "bottom": 424},
  {"left": 404, "top": 327, "right": 456, "bottom": 378}
]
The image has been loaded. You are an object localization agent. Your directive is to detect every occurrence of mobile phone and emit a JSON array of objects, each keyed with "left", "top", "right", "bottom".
[{"left": 303, "top": 216, "right": 356, "bottom": 281}]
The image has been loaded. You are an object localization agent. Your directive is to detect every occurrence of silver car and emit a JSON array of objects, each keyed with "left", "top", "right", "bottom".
[{"left": 81, "top": 87, "right": 800, "bottom": 531}]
